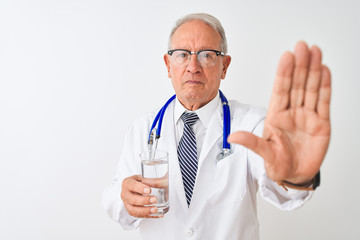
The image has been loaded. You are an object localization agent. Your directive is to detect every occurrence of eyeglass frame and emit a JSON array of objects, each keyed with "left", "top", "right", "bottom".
[{"left": 167, "top": 49, "right": 225, "bottom": 67}]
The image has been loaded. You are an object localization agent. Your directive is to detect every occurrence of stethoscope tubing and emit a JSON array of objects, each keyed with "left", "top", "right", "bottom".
[
  {"left": 219, "top": 90, "right": 231, "bottom": 150},
  {"left": 148, "top": 90, "right": 231, "bottom": 154},
  {"left": 148, "top": 94, "right": 176, "bottom": 143}
]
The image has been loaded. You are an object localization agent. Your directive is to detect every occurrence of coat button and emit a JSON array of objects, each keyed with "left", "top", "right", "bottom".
[{"left": 185, "top": 229, "right": 194, "bottom": 237}]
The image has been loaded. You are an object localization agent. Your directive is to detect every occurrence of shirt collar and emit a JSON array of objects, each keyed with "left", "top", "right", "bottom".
[{"left": 174, "top": 92, "right": 221, "bottom": 128}]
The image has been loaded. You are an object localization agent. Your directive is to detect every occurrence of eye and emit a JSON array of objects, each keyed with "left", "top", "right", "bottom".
[
  {"left": 202, "top": 51, "right": 215, "bottom": 59},
  {"left": 179, "top": 53, "right": 187, "bottom": 58},
  {"left": 175, "top": 51, "right": 189, "bottom": 59}
]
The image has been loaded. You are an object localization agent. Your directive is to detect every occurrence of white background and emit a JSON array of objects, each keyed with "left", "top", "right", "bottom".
[{"left": 0, "top": 0, "right": 359, "bottom": 239}]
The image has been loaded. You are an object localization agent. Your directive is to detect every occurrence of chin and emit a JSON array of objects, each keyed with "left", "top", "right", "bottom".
[
  {"left": 184, "top": 90, "right": 204, "bottom": 101},
  {"left": 181, "top": 92, "right": 210, "bottom": 107}
]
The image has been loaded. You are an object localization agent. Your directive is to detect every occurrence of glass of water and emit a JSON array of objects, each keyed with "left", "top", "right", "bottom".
[{"left": 140, "top": 150, "right": 169, "bottom": 216}]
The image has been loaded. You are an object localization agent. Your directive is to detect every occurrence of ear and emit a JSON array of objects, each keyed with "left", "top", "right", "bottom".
[
  {"left": 221, "top": 55, "right": 231, "bottom": 79},
  {"left": 164, "top": 54, "right": 171, "bottom": 78}
]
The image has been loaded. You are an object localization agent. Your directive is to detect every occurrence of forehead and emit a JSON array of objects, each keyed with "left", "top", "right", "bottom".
[{"left": 171, "top": 20, "right": 222, "bottom": 50}]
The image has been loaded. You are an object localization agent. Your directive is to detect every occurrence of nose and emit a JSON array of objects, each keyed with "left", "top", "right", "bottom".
[{"left": 186, "top": 53, "right": 202, "bottom": 73}]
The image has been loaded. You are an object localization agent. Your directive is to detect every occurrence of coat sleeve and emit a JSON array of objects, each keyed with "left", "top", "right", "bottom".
[
  {"left": 102, "top": 117, "right": 150, "bottom": 230},
  {"left": 249, "top": 117, "right": 314, "bottom": 211}
]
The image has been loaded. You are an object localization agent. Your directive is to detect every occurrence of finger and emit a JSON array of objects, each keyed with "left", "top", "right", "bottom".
[
  {"left": 122, "top": 190, "right": 158, "bottom": 206},
  {"left": 268, "top": 51, "right": 295, "bottom": 113},
  {"left": 317, "top": 65, "right": 331, "bottom": 120},
  {"left": 227, "top": 131, "right": 269, "bottom": 158},
  {"left": 124, "top": 202, "right": 162, "bottom": 218},
  {"left": 304, "top": 45, "right": 322, "bottom": 110},
  {"left": 122, "top": 175, "right": 151, "bottom": 195},
  {"left": 290, "top": 41, "right": 310, "bottom": 108}
]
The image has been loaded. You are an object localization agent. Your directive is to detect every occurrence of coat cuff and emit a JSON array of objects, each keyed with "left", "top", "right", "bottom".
[{"left": 258, "top": 173, "right": 314, "bottom": 211}]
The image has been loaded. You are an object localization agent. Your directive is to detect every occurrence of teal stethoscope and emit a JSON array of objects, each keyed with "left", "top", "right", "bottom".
[{"left": 148, "top": 90, "right": 232, "bottom": 161}]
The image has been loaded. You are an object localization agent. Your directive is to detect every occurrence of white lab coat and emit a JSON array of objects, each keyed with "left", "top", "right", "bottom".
[{"left": 102, "top": 99, "right": 313, "bottom": 240}]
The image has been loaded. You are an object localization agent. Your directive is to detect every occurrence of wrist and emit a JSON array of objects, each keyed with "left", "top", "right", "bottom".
[{"left": 277, "top": 171, "right": 321, "bottom": 191}]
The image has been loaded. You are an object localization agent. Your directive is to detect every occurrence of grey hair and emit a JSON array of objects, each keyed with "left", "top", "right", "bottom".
[{"left": 168, "top": 13, "right": 228, "bottom": 54}]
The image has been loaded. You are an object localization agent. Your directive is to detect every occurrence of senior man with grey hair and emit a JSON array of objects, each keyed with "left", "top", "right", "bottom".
[{"left": 103, "top": 13, "right": 331, "bottom": 240}]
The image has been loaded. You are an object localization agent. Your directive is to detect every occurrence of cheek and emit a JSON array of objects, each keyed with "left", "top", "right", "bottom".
[
  {"left": 170, "top": 66, "right": 184, "bottom": 80},
  {"left": 170, "top": 67, "right": 184, "bottom": 88},
  {"left": 204, "top": 68, "right": 223, "bottom": 83}
]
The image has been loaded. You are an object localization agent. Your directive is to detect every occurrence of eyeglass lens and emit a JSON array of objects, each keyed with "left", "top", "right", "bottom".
[{"left": 171, "top": 50, "right": 219, "bottom": 67}]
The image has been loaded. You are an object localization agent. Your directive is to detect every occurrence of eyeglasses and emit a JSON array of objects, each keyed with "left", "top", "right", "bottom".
[{"left": 167, "top": 49, "right": 225, "bottom": 68}]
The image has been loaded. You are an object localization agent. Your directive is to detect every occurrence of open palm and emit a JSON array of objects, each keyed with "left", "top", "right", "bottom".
[{"left": 228, "top": 41, "right": 331, "bottom": 184}]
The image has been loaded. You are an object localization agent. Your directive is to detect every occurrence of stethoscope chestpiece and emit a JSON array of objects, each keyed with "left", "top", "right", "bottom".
[{"left": 216, "top": 148, "right": 232, "bottom": 162}]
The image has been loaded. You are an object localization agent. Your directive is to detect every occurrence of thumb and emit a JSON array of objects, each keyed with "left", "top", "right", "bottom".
[{"left": 227, "top": 131, "right": 267, "bottom": 157}]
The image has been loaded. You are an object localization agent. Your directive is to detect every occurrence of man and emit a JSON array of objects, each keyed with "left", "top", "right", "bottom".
[{"left": 103, "top": 13, "right": 331, "bottom": 239}]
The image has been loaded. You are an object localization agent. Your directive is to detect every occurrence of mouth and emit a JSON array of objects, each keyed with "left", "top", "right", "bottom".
[{"left": 185, "top": 80, "right": 203, "bottom": 85}]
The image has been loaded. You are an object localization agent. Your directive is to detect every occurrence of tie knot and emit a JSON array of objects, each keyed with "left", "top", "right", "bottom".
[{"left": 181, "top": 112, "right": 199, "bottom": 126}]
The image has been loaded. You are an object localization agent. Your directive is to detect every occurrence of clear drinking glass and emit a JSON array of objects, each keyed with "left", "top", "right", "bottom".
[{"left": 140, "top": 150, "right": 169, "bottom": 216}]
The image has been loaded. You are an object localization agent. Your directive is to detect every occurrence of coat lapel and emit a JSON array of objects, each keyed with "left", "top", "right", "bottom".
[
  {"left": 187, "top": 101, "right": 223, "bottom": 213},
  {"left": 158, "top": 101, "right": 189, "bottom": 214},
  {"left": 197, "top": 102, "right": 223, "bottom": 170},
  {"left": 189, "top": 100, "right": 235, "bottom": 212}
]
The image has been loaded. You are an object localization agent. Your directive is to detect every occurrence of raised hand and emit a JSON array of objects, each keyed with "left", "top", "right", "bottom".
[{"left": 228, "top": 41, "right": 331, "bottom": 185}]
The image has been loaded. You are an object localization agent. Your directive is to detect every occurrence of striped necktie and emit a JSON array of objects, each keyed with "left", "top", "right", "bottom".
[{"left": 178, "top": 112, "right": 199, "bottom": 207}]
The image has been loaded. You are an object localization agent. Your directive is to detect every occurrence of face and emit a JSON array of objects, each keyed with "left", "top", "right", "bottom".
[{"left": 164, "top": 20, "right": 231, "bottom": 110}]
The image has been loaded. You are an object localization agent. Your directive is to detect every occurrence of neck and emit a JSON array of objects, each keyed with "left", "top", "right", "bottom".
[
  {"left": 180, "top": 101, "right": 205, "bottom": 111},
  {"left": 179, "top": 94, "right": 218, "bottom": 111}
]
